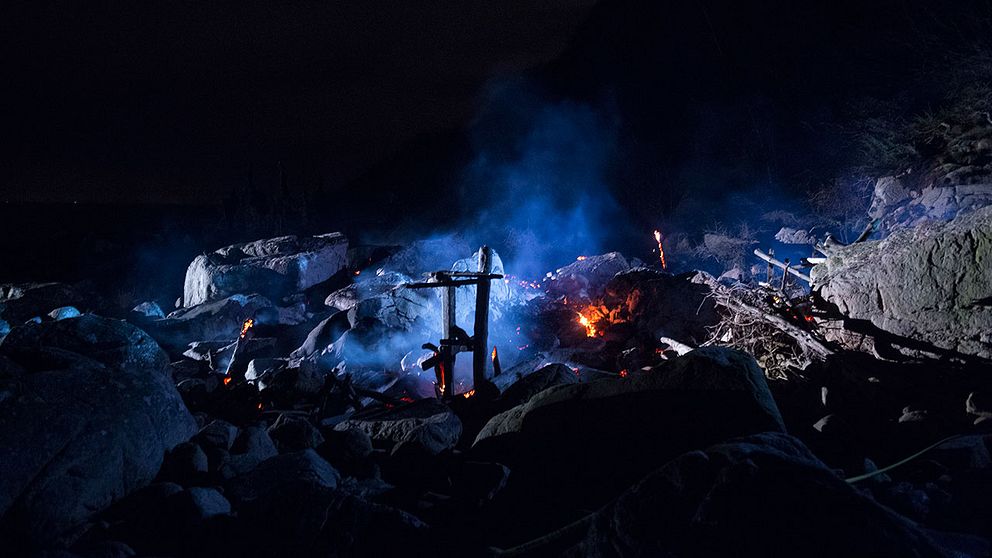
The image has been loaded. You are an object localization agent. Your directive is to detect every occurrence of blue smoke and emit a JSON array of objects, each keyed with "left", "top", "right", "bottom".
[{"left": 454, "top": 80, "right": 630, "bottom": 279}]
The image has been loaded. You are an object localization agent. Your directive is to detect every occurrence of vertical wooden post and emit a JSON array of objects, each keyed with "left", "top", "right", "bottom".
[
  {"left": 439, "top": 274, "right": 456, "bottom": 398},
  {"left": 472, "top": 246, "right": 492, "bottom": 389},
  {"left": 781, "top": 258, "right": 790, "bottom": 291}
]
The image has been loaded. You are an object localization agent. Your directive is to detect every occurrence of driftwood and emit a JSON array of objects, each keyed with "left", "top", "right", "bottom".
[
  {"left": 718, "top": 296, "right": 833, "bottom": 360},
  {"left": 753, "top": 249, "right": 812, "bottom": 283}
]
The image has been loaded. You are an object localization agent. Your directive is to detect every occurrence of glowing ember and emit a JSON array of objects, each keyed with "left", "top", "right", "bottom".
[
  {"left": 240, "top": 318, "right": 255, "bottom": 338},
  {"left": 462, "top": 389, "right": 476, "bottom": 399},
  {"left": 353, "top": 270, "right": 361, "bottom": 276},
  {"left": 653, "top": 230, "right": 667, "bottom": 270},
  {"left": 491, "top": 346, "right": 498, "bottom": 360},
  {"left": 577, "top": 311, "right": 598, "bottom": 337},
  {"left": 223, "top": 376, "right": 232, "bottom": 386},
  {"left": 619, "top": 369, "right": 629, "bottom": 378},
  {"left": 257, "top": 402, "right": 263, "bottom": 410},
  {"left": 576, "top": 255, "right": 587, "bottom": 261}
]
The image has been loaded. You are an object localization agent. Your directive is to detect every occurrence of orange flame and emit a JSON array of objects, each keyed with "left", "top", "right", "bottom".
[
  {"left": 223, "top": 376, "right": 232, "bottom": 386},
  {"left": 462, "top": 389, "right": 476, "bottom": 399},
  {"left": 577, "top": 311, "right": 598, "bottom": 337},
  {"left": 240, "top": 318, "right": 254, "bottom": 338},
  {"left": 576, "top": 255, "right": 587, "bottom": 261},
  {"left": 653, "top": 230, "right": 667, "bottom": 270}
]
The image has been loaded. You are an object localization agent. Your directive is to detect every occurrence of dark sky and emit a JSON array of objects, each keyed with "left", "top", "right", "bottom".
[
  {"left": 4, "top": 0, "right": 991, "bottom": 210},
  {"left": 2, "top": 1, "right": 595, "bottom": 204}
]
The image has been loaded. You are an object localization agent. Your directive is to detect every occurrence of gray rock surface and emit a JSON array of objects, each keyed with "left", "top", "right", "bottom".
[
  {"left": 0, "top": 315, "right": 196, "bottom": 549},
  {"left": 812, "top": 206, "right": 992, "bottom": 360},
  {"left": 870, "top": 175, "right": 992, "bottom": 236},
  {"left": 183, "top": 232, "right": 348, "bottom": 307}
]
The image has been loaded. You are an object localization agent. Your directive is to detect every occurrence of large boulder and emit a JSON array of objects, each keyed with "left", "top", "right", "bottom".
[
  {"left": 0, "top": 315, "right": 196, "bottom": 550},
  {"left": 566, "top": 433, "right": 945, "bottom": 558},
  {"left": 472, "top": 347, "right": 785, "bottom": 507},
  {"left": 812, "top": 206, "right": 992, "bottom": 360},
  {"left": 183, "top": 233, "right": 348, "bottom": 307}
]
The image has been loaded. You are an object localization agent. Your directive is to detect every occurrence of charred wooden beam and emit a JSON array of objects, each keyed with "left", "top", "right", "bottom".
[{"left": 472, "top": 246, "right": 493, "bottom": 390}]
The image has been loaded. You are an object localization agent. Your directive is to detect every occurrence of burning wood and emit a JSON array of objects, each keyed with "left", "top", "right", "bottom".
[
  {"left": 239, "top": 318, "right": 255, "bottom": 338},
  {"left": 653, "top": 230, "right": 667, "bottom": 269}
]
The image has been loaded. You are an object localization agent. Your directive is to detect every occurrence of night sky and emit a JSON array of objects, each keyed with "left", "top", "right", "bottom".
[
  {"left": 3, "top": 1, "right": 596, "bottom": 204},
  {"left": 3, "top": 1, "right": 992, "bottom": 286}
]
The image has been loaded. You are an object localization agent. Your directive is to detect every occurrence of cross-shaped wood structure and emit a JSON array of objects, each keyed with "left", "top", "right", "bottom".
[{"left": 405, "top": 246, "right": 503, "bottom": 398}]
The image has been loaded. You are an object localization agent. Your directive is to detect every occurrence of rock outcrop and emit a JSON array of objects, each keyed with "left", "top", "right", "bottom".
[
  {"left": 812, "top": 206, "right": 992, "bottom": 360},
  {"left": 183, "top": 233, "right": 348, "bottom": 307}
]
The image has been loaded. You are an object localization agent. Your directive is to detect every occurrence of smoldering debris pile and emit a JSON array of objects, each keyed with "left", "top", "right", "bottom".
[{"left": 2, "top": 215, "right": 992, "bottom": 558}]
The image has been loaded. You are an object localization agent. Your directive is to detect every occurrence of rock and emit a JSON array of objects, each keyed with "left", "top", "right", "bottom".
[
  {"left": 566, "top": 432, "right": 945, "bottom": 558},
  {"left": 473, "top": 347, "right": 786, "bottom": 507},
  {"left": 496, "top": 363, "right": 578, "bottom": 410},
  {"left": 237, "top": 483, "right": 430, "bottom": 557},
  {"left": 159, "top": 442, "right": 209, "bottom": 486},
  {"left": 868, "top": 174, "right": 992, "bottom": 236},
  {"left": 182, "top": 340, "right": 231, "bottom": 362},
  {"left": 143, "top": 294, "right": 275, "bottom": 355},
  {"left": 166, "top": 487, "right": 231, "bottom": 523},
  {"left": 289, "top": 310, "right": 351, "bottom": 359},
  {"left": 450, "top": 247, "right": 519, "bottom": 323},
  {"left": 224, "top": 449, "right": 340, "bottom": 507},
  {"left": 812, "top": 206, "right": 992, "bottom": 360},
  {"left": 268, "top": 414, "right": 326, "bottom": 453},
  {"left": 130, "top": 301, "right": 165, "bottom": 319},
  {"left": 372, "top": 235, "right": 474, "bottom": 277},
  {"left": 252, "top": 360, "right": 324, "bottom": 402},
  {"left": 928, "top": 435, "right": 992, "bottom": 470},
  {"left": 966, "top": 391, "right": 992, "bottom": 417},
  {"left": 193, "top": 420, "right": 239, "bottom": 451},
  {"left": 0, "top": 315, "right": 196, "bottom": 550},
  {"left": 324, "top": 271, "right": 413, "bottom": 311},
  {"left": 335, "top": 398, "right": 462, "bottom": 455},
  {"left": 48, "top": 306, "right": 81, "bottom": 320},
  {"left": 451, "top": 461, "right": 511, "bottom": 507},
  {"left": 318, "top": 428, "right": 374, "bottom": 476},
  {"left": 220, "top": 425, "right": 278, "bottom": 478},
  {"left": 546, "top": 252, "right": 631, "bottom": 299},
  {"left": 0, "top": 283, "right": 107, "bottom": 325},
  {"left": 168, "top": 359, "right": 204, "bottom": 383},
  {"left": 347, "top": 284, "right": 437, "bottom": 332},
  {"left": 183, "top": 232, "right": 348, "bottom": 307},
  {"left": 813, "top": 413, "right": 853, "bottom": 435},
  {"left": 598, "top": 269, "right": 722, "bottom": 345}
]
